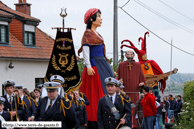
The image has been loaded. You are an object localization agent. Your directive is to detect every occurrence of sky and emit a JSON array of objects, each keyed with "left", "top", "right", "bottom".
[{"left": 3, "top": 0, "right": 194, "bottom": 73}]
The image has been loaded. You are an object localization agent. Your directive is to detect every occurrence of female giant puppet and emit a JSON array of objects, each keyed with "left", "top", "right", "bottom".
[{"left": 78, "top": 8, "right": 114, "bottom": 128}]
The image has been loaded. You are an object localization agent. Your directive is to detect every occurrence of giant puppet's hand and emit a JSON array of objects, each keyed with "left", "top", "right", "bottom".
[{"left": 87, "top": 67, "right": 95, "bottom": 76}]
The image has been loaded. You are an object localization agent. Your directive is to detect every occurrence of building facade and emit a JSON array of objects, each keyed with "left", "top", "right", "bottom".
[{"left": 0, "top": 0, "right": 54, "bottom": 95}]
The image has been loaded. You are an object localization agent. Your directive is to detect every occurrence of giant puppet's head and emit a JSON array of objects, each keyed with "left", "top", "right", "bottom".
[
  {"left": 121, "top": 32, "right": 149, "bottom": 62},
  {"left": 84, "top": 8, "right": 102, "bottom": 29}
]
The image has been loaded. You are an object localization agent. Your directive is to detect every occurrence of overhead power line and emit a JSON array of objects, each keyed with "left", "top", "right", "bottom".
[
  {"left": 119, "top": 6, "right": 194, "bottom": 57},
  {"left": 159, "top": 0, "right": 194, "bottom": 22},
  {"left": 133, "top": 0, "right": 194, "bottom": 34}
]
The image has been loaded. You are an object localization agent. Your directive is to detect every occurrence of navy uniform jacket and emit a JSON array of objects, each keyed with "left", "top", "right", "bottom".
[
  {"left": 97, "top": 94, "right": 132, "bottom": 129},
  {"left": 2, "top": 95, "right": 25, "bottom": 121},
  {"left": 22, "top": 96, "right": 37, "bottom": 121},
  {"left": 0, "top": 110, "right": 12, "bottom": 129},
  {"left": 120, "top": 92, "right": 132, "bottom": 128},
  {"left": 80, "top": 92, "right": 90, "bottom": 106},
  {"left": 33, "top": 95, "right": 77, "bottom": 129},
  {"left": 73, "top": 100, "right": 87, "bottom": 128}
]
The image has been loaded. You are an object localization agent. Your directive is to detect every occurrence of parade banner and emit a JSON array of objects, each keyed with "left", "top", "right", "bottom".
[{"left": 44, "top": 29, "right": 81, "bottom": 93}]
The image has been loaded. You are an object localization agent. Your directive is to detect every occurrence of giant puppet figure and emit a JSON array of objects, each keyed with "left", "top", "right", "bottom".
[
  {"left": 121, "top": 32, "right": 166, "bottom": 93},
  {"left": 78, "top": 8, "right": 114, "bottom": 128}
]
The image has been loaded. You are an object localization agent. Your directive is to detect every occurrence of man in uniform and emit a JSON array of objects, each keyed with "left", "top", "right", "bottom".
[
  {"left": 15, "top": 85, "right": 37, "bottom": 121},
  {"left": 50, "top": 75, "right": 72, "bottom": 100},
  {"left": 117, "top": 50, "right": 145, "bottom": 129},
  {"left": 97, "top": 77, "right": 132, "bottom": 129},
  {"left": 0, "top": 97, "right": 12, "bottom": 129},
  {"left": 28, "top": 81, "right": 77, "bottom": 129},
  {"left": 1, "top": 80, "right": 24, "bottom": 121}
]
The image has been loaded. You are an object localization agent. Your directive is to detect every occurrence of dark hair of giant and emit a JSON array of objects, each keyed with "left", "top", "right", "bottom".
[{"left": 86, "top": 10, "right": 101, "bottom": 29}]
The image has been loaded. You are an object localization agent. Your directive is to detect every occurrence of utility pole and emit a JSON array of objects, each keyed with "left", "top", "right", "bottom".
[
  {"left": 170, "top": 37, "right": 173, "bottom": 93},
  {"left": 113, "top": 0, "right": 118, "bottom": 65}
]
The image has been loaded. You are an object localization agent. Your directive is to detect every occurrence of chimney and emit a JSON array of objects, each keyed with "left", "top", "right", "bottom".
[{"left": 15, "top": 0, "right": 31, "bottom": 16}]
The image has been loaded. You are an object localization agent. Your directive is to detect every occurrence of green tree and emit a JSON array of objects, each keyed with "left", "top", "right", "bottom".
[
  {"left": 77, "top": 58, "right": 85, "bottom": 76},
  {"left": 173, "top": 81, "right": 194, "bottom": 129}
]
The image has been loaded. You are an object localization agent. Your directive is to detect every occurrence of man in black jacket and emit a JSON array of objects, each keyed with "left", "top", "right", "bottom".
[
  {"left": 97, "top": 77, "right": 131, "bottom": 129},
  {"left": 28, "top": 82, "right": 77, "bottom": 129},
  {"left": 174, "top": 95, "right": 182, "bottom": 122}
]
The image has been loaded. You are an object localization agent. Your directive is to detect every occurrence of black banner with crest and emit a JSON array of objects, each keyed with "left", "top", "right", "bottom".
[{"left": 44, "top": 29, "right": 81, "bottom": 93}]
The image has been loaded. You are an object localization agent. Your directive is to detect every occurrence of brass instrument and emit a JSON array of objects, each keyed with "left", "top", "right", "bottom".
[
  {"left": 14, "top": 95, "right": 19, "bottom": 121},
  {"left": 145, "top": 68, "right": 178, "bottom": 87},
  {"left": 11, "top": 93, "right": 19, "bottom": 121}
]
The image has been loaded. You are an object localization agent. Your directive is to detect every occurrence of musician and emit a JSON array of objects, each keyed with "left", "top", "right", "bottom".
[
  {"left": 79, "top": 92, "right": 90, "bottom": 106},
  {"left": 2, "top": 80, "right": 24, "bottom": 121},
  {"left": 50, "top": 75, "right": 72, "bottom": 100},
  {"left": 34, "top": 88, "right": 41, "bottom": 104},
  {"left": 28, "top": 82, "right": 77, "bottom": 129},
  {"left": 74, "top": 90, "right": 88, "bottom": 129},
  {"left": 116, "top": 80, "right": 132, "bottom": 128},
  {"left": 15, "top": 85, "right": 37, "bottom": 121},
  {"left": 97, "top": 77, "right": 132, "bottom": 129}
]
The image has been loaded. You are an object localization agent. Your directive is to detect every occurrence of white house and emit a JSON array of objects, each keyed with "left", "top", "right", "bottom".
[{"left": 0, "top": 0, "right": 54, "bottom": 95}]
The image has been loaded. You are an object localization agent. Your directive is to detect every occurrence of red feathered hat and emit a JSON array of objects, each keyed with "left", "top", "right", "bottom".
[
  {"left": 121, "top": 31, "right": 149, "bottom": 62},
  {"left": 84, "top": 8, "right": 99, "bottom": 24}
]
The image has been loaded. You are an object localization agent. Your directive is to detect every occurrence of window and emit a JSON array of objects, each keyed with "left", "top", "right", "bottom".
[
  {"left": 24, "top": 31, "right": 35, "bottom": 45},
  {"left": 35, "top": 78, "right": 44, "bottom": 88},
  {"left": 0, "top": 24, "right": 8, "bottom": 44},
  {"left": 24, "top": 24, "right": 35, "bottom": 46}
]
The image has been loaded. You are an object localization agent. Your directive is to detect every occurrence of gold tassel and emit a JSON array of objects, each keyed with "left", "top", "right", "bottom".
[
  {"left": 60, "top": 99, "right": 72, "bottom": 117},
  {"left": 9, "top": 111, "right": 13, "bottom": 121},
  {"left": 120, "top": 95, "right": 125, "bottom": 107},
  {"left": 17, "top": 96, "right": 24, "bottom": 108},
  {"left": 27, "top": 97, "right": 31, "bottom": 107},
  {"left": 22, "top": 100, "right": 27, "bottom": 109},
  {"left": 30, "top": 97, "right": 38, "bottom": 107}
]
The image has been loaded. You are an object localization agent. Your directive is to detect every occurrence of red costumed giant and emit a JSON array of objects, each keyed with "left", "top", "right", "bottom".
[
  {"left": 116, "top": 49, "right": 145, "bottom": 129},
  {"left": 121, "top": 32, "right": 166, "bottom": 93}
]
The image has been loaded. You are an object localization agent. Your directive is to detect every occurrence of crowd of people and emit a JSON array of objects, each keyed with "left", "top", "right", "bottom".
[
  {"left": 0, "top": 75, "right": 183, "bottom": 129},
  {"left": 134, "top": 86, "right": 183, "bottom": 129},
  {"left": 0, "top": 74, "right": 133, "bottom": 129}
]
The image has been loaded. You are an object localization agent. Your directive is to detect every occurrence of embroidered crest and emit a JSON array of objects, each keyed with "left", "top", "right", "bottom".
[{"left": 111, "top": 107, "right": 117, "bottom": 112}]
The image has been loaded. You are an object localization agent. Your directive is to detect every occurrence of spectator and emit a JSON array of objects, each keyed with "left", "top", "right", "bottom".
[
  {"left": 149, "top": 87, "right": 155, "bottom": 101},
  {"left": 134, "top": 93, "right": 144, "bottom": 129},
  {"left": 174, "top": 95, "right": 183, "bottom": 122},
  {"left": 165, "top": 94, "right": 177, "bottom": 111},
  {"left": 162, "top": 96, "right": 168, "bottom": 125},
  {"left": 141, "top": 86, "right": 157, "bottom": 129},
  {"left": 155, "top": 94, "right": 163, "bottom": 129}
]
